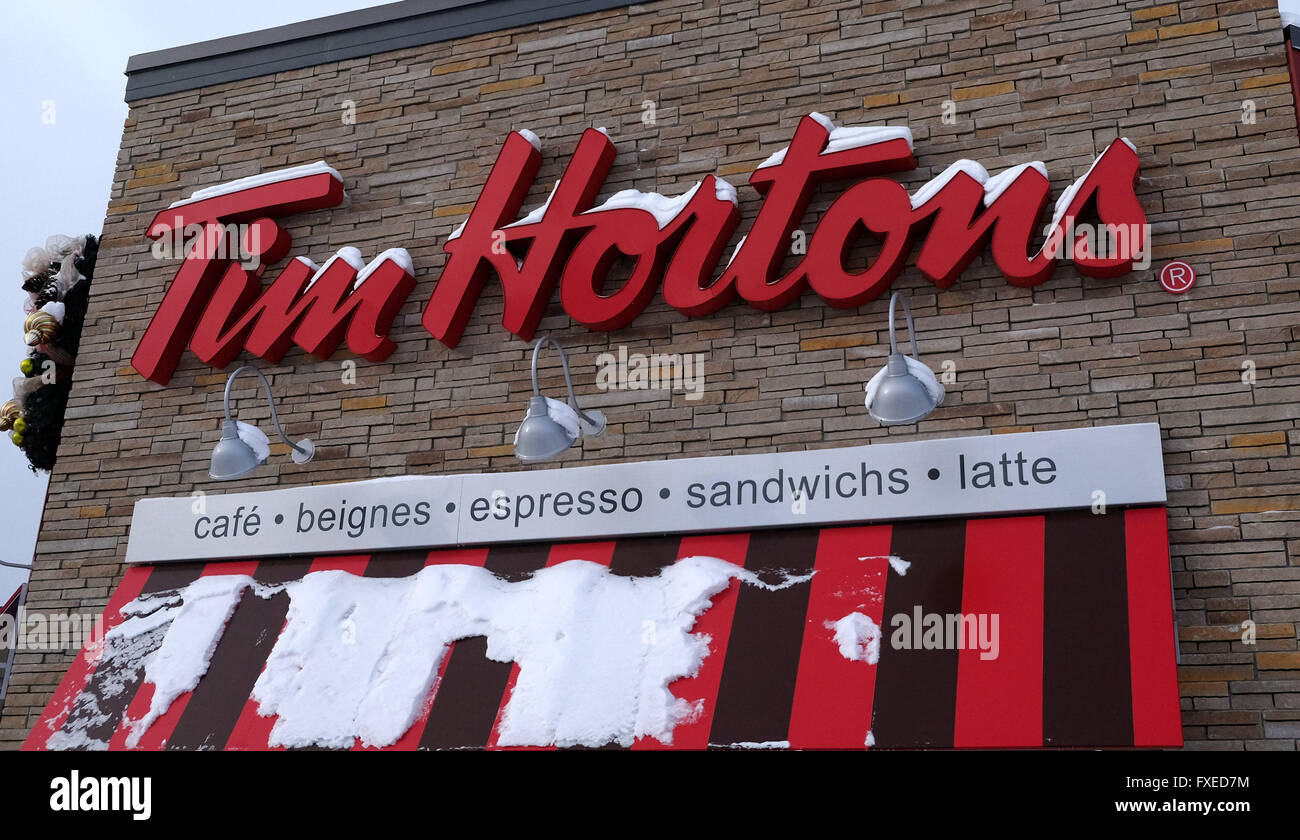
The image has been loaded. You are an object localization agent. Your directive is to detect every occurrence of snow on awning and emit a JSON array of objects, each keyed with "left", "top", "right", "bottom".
[{"left": 24, "top": 509, "right": 1181, "bottom": 750}]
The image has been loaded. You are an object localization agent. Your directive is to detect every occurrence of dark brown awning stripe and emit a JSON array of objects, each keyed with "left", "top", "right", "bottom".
[
  {"left": 707, "top": 528, "right": 818, "bottom": 748},
  {"left": 59, "top": 562, "right": 206, "bottom": 749},
  {"left": 1043, "top": 509, "right": 1134, "bottom": 746},
  {"left": 417, "top": 542, "right": 550, "bottom": 749},
  {"left": 871, "top": 518, "right": 967, "bottom": 748},
  {"left": 608, "top": 533, "right": 681, "bottom": 577},
  {"left": 362, "top": 548, "right": 433, "bottom": 578},
  {"left": 166, "top": 556, "right": 313, "bottom": 750}
]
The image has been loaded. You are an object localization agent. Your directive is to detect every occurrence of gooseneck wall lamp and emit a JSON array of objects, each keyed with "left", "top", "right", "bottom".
[
  {"left": 865, "top": 291, "right": 945, "bottom": 425},
  {"left": 514, "top": 336, "right": 607, "bottom": 462},
  {"left": 209, "top": 365, "right": 315, "bottom": 480}
]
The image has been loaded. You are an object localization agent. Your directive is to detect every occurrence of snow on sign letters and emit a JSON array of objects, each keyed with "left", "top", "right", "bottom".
[{"left": 131, "top": 113, "right": 1149, "bottom": 385}]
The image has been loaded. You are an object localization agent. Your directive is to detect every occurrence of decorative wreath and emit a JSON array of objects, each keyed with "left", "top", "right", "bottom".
[{"left": 3, "top": 234, "right": 98, "bottom": 472}]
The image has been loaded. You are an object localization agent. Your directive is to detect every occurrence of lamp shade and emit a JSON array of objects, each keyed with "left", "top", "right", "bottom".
[
  {"left": 209, "top": 420, "right": 266, "bottom": 480},
  {"left": 514, "top": 395, "right": 577, "bottom": 462},
  {"left": 864, "top": 291, "right": 944, "bottom": 426},
  {"left": 868, "top": 354, "right": 941, "bottom": 425}
]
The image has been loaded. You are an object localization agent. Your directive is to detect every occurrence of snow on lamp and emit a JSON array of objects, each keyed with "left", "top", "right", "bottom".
[{"left": 865, "top": 291, "right": 944, "bottom": 426}]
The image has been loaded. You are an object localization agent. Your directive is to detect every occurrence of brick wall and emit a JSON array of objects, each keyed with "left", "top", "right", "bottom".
[{"left": 2, "top": 0, "right": 1298, "bottom": 749}]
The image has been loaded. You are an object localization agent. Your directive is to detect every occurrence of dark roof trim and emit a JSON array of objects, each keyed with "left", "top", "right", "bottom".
[{"left": 124, "top": 0, "right": 634, "bottom": 102}]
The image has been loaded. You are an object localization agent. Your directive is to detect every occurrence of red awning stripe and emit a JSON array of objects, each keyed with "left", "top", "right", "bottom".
[
  {"left": 953, "top": 515, "right": 1046, "bottom": 748},
  {"left": 1124, "top": 507, "right": 1182, "bottom": 747},
  {"left": 787, "top": 524, "right": 893, "bottom": 749}
]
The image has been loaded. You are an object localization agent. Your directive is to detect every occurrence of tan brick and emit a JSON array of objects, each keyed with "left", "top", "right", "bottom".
[
  {"left": 862, "top": 93, "right": 900, "bottom": 108},
  {"left": 1258, "top": 652, "right": 1300, "bottom": 671},
  {"left": 1179, "top": 665, "right": 1255, "bottom": 682},
  {"left": 1159, "top": 19, "right": 1220, "bottom": 39},
  {"left": 433, "top": 202, "right": 476, "bottom": 218},
  {"left": 800, "top": 335, "right": 867, "bottom": 351},
  {"left": 1241, "top": 73, "right": 1292, "bottom": 90},
  {"left": 479, "top": 75, "right": 543, "bottom": 95},
  {"left": 342, "top": 396, "right": 389, "bottom": 412},
  {"left": 1151, "top": 237, "right": 1233, "bottom": 258},
  {"left": 1228, "top": 431, "right": 1286, "bottom": 448},
  {"left": 77, "top": 506, "right": 108, "bottom": 519},
  {"left": 469, "top": 444, "right": 514, "bottom": 458},
  {"left": 1132, "top": 4, "right": 1178, "bottom": 21},
  {"left": 951, "top": 81, "right": 1015, "bottom": 101},
  {"left": 433, "top": 57, "right": 489, "bottom": 75},
  {"left": 1211, "top": 496, "right": 1300, "bottom": 515},
  {"left": 124, "top": 173, "right": 178, "bottom": 190},
  {"left": 1139, "top": 64, "right": 1208, "bottom": 83}
]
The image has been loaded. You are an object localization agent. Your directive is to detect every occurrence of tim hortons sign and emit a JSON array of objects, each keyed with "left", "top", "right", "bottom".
[{"left": 131, "top": 113, "right": 1147, "bottom": 384}]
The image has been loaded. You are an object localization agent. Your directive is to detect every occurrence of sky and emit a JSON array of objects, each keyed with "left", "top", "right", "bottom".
[{"left": 0, "top": 0, "right": 386, "bottom": 604}]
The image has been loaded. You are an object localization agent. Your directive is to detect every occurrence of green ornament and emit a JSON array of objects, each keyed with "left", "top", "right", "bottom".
[
  {"left": 20, "top": 358, "right": 34, "bottom": 376},
  {"left": 13, "top": 417, "right": 27, "bottom": 434},
  {"left": 11, "top": 431, "right": 23, "bottom": 446}
]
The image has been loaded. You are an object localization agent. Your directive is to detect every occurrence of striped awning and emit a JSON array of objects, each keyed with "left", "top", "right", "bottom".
[{"left": 24, "top": 507, "right": 1180, "bottom": 750}]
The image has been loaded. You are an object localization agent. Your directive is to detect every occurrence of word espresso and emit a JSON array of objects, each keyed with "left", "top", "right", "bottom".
[{"left": 132, "top": 114, "right": 1146, "bottom": 384}]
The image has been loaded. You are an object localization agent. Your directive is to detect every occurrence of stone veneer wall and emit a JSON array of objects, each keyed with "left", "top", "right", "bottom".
[{"left": 2, "top": 0, "right": 1298, "bottom": 749}]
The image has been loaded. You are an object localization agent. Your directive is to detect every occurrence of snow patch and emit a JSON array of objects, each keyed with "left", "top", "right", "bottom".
[
  {"left": 73, "top": 557, "right": 814, "bottom": 751},
  {"left": 757, "top": 113, "right": 914, "bottom": 169},
  {"left": 859, "top": 554, "right": 908, "bottom": 575},
  {"left": 582, "top": 179, "right": 728, "bottom": 229},
  {"left": 250, "top": 555, "right": 780, "bottom": 749},
  {"left": 830, "top": 611, "right": 882, "bottom": 665},
  {"left": 170, "top": 161, "right": 342, "bottom": 208},
  {"left": 982, "top": 161, "right": 1048, "bottom": 206},
  {"left": 516, "top": 128, "right": 541, "bottom": 151},
  {"left": 910, "top": 160, "right": 988, "bottom": 209},
  {"left": 304, "top": 247, "right": 366, "bottom": 289},
  {"left": 125, "top": 575, "right": 254, "bottom": 747},
  {"left": 353, "top": 247, "right": 414, "bottom": 289},
  {"left": 235, "top": 421, "right": 270, "bottom": 464}
]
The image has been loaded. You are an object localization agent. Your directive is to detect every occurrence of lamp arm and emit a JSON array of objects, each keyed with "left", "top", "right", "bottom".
[
  {"left": 887, "top": 292, "right": 921, "bottom": 360},
  {"left": 224, "top": 365, "right": 308, "bottom": 456},
  {"left": 529, "top": 337, "right": 599, "bottom": 427}
]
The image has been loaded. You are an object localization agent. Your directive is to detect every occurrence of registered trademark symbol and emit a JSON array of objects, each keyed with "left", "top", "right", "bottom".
[{"left": 1158, "top": 260, "right": 1195, "bottom": 294}]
